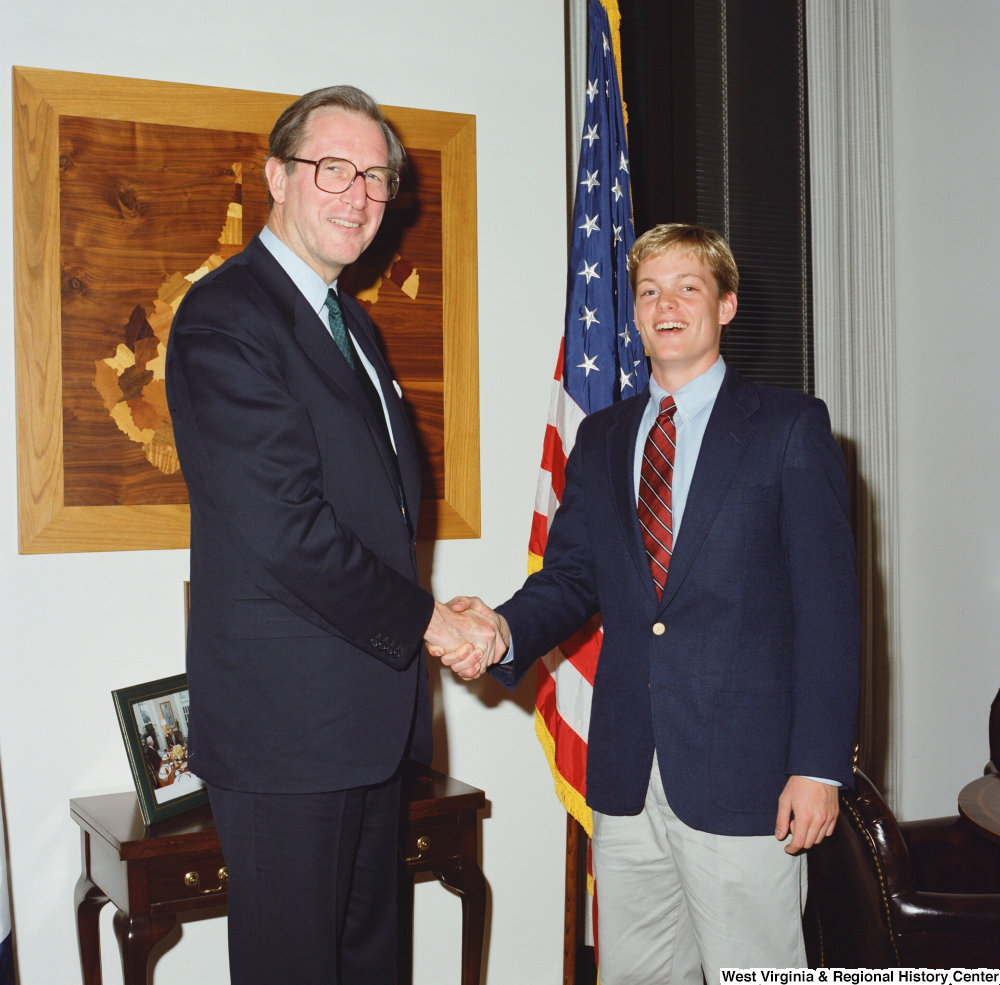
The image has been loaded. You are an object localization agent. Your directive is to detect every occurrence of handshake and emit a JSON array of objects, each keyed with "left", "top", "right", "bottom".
[{"left": 423, "top": 597, "right": 510, "bottom": 680}]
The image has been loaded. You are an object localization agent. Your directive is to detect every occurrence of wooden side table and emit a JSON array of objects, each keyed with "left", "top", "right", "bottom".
[
  {"left": 71, "top": 792, "right": 224, "bottom": 985},
  {"left": 397, "top": 764, "right": 486, "bottom": 985},
  {"left": 959, "top": 773, "right": 1000, "bottom": 845},
  {"left": 71, "top": 761, "right": 486, "bottom": 985}
]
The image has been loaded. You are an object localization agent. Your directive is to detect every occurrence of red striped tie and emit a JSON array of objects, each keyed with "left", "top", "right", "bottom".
[{"left": 638, "top": 396, "right": 677, "bottom": 600}]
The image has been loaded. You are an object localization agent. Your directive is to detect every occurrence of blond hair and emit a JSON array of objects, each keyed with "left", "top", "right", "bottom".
[{"left": 628, "top": 223, "right": 738, "bottom": 299}]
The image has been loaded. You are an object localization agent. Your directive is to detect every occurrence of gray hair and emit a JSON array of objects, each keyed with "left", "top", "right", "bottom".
[{"left": 267, "top": 85, "right": 405, "bottom": 202}]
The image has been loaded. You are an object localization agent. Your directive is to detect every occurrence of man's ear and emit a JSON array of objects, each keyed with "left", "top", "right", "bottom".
[
  {"left": 264, "top": 157, "right": 286, "bottom": 206},
  {"left": 719, "top": 292, "right": 738, "bottom": 326}
]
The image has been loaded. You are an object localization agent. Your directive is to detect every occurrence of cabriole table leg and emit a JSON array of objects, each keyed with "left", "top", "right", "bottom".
[
  {"left": 112, "top": 909, "right": 177, "bottom": 985},
  {"left": 74, "top": 874, "right": 109, "bottom": 985}
]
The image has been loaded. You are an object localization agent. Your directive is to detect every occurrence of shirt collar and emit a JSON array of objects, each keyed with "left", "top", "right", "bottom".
[
  {"left": 259, "top": 225, "right": 339, "bottom": 317},
  {"left": 648, "top": 355, "right": 726, "bottom": 422}
]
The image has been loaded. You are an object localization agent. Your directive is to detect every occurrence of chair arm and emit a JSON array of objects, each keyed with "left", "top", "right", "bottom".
[
  {"left": 894, "top": 891, "right": 1000, "bottom": 934},
  {"left": 901, "top": 816, "right": 1000, "bottom": 893}
]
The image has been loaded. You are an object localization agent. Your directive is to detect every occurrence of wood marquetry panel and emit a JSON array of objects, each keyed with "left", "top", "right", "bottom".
[
  {"left": 13, "top": 66, "right": 478, "bottom": 552},
  {"left": 59, "top": 116, "right": 270, "bottom": 508}
]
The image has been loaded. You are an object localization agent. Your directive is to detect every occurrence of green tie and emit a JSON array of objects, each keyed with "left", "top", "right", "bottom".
[{"left": 324, "top": 288, "right": 358, "bottom": 372}]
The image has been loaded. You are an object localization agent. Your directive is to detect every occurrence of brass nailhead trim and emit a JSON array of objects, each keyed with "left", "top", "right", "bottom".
[{"left": 843, "top": 796, "right": 902, "bottom": 967}]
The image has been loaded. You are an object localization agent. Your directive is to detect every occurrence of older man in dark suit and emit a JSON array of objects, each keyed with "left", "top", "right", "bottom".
[
  {"left": 143, "top": 736, "right": 163, "bottom": 786},
  {"left": 438, "top": 225, "right": 860, "bottom": 981},
  {"left": 166, "top": 86, "right": 495, "bottom": 985}
]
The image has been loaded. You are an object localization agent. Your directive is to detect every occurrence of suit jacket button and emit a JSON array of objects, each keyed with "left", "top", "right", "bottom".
[{"left": 652, "top": 622, "right": 665, "bottom": 635}]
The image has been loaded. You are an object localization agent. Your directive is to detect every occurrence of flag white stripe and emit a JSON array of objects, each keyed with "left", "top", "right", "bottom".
[
  {"left": 542, "top": 648, "right": 593, "bottom": 743},
  {"left": 553, "top": 382, "right": 586, "bottom": 456},
  {"left": 534, "top": 469, "right": 554, "bottom": 517}
]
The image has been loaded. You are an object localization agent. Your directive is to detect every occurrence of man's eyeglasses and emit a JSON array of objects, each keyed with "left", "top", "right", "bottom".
[{"left": 288, "top": 157, "right": 400, "bottom": 202}]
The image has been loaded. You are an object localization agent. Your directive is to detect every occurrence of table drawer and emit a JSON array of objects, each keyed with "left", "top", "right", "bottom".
[
  {"left": 149, "top": 851, "right": 228, "bottom": 905},
  {"left": 399, "top": 818, "right": 461, "bottom": 867}
]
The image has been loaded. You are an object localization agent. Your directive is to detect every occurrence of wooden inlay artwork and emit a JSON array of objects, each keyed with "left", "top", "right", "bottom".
[
  {"left": 60, "top": 115, "right": 444, "bottom": 508},
  {"left": 13, "top": 68, "right": 478, "bottom": 552}
]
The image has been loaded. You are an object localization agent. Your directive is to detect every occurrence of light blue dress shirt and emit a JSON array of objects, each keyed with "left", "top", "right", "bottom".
[
  {"left": 258, "top": 225, "right": 396, "bottom": 451},
  {"left": 635, "top": 356, "right": 726, "bottom": 527}
]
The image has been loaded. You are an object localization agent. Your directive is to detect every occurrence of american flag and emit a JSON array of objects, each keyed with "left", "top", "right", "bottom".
[{"left": 530, "top": 0, "right": 647, "bottom": 837}]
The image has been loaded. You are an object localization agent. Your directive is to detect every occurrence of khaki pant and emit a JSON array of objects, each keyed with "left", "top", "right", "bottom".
[{"left": 592, "top": 754, "right": 807, "bottom": 984}]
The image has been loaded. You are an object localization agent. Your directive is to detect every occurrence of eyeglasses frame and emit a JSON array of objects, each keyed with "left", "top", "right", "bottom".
[{"left": 286, "top": 156, "right": 400, "bottom": 202}]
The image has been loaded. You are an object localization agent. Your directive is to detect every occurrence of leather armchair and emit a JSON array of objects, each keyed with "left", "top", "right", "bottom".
[
  {"left": 988, "top": 687, "right": 1000, "bottom": 774},
  {"left": 804, "top": 768, "right": 1000, "bottom": 967}
]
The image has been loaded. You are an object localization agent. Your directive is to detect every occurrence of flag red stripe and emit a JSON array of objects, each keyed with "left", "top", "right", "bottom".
[
  {"left": 559, "top": 619, "right": 603, "bottom": 687},
  {"left": 541, "top": 424, "right": 568, "bottom": 501},
  {"left": 528, "top": 509, "right": 549, "bottom": 559},
  {"left": 536, "top": 659, "right": 588, "bottom": 795}
]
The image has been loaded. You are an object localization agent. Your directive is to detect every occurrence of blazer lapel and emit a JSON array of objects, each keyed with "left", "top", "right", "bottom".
[
  {"left": 658, "top": 366, "right": 759, "bottom": 611},
  {"left": 608, "top": 389, "right": 660, "bottom": 604}
]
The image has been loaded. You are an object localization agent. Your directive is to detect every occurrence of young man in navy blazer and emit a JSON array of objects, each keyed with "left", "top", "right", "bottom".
[
  {"left": 167, "top": 86, "right": 497, "bottom": 985},
  {"left": 438, "top": 225, "right": 860, "bottom": 980}
]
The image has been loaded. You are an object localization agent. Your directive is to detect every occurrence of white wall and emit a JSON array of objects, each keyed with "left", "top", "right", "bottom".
[
  {"left": 0, "top": 2, "right": 569, "bottom": 982},
  {"left": 889, "top": 0, "right": 1000, "bottom": 820}
]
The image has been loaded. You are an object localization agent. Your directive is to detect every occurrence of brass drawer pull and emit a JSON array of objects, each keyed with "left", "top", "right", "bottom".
[
  {"left": 183, "top": 866, "right": 228, "bottom": 894},
  {"left": 402, "top": 835, "right": 430, "bottom": 863}
]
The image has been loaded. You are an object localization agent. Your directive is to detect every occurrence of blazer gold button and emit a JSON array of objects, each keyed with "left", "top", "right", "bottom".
[{"left": 652, "top": 622, "right": 665, "bottom": 635}]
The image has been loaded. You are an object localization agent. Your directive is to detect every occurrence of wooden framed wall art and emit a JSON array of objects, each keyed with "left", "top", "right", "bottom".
[{"left": 13, "top": 66, "right": 479, "bottom": 553}]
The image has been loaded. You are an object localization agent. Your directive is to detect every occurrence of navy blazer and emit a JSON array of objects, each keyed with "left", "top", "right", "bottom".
[
  {"left": 166, "top": 235, "right": 435, "bottom": 794},
  {"left": 495, "top": 366, "right": 860, "bottom": 836}
]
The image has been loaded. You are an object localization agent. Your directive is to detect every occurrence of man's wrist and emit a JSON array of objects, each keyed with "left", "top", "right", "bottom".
[{"left": 800, "top": 775, "right": 840, "bottom": 787}]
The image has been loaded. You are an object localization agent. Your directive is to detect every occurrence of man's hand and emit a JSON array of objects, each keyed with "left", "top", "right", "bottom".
[
  {"left": 775, "top": 775, "right": 840, "bottom": 854},
  {"left": 424, "top": 598, "right": 507, "bottom": 678},
  {"left": 427, "top": 596, "right": 509, "bottom": 680}
]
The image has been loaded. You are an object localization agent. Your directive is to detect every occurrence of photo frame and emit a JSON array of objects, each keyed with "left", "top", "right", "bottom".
[
  {"left": 112, "top": 673, "right": 208, "bottom": 825},
  {"left": 14, "top": 65, "right": 480, "bottom": 553}
]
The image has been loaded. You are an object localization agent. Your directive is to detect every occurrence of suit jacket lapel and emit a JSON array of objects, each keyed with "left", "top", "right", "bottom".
[
  {"left": 608, "top": 389, "right": 660, "bottom": 604},
  {"left": 291, "top": 293, "right": 372, "bottom": 410},
  {"left": 658, "top": 366, "right": 759, "bottom": 611},
  {"left": 243, "top": 239, "right": 371, "bottom": 417}
]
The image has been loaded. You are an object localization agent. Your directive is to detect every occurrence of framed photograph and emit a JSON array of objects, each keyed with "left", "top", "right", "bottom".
[
  {"left": 14, "top": 65, "right": 479, "bottom": 553},
  {"left": 112, "top": 673, "right": 208, "bottom": 825}
]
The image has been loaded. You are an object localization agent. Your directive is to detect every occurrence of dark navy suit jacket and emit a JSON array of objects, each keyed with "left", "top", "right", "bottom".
[
  {"left": 494, "top": 365, "right": 860, "bottom": 836},
  {"left": 166, "top": 235, "right": 434, "bottom": 794}
]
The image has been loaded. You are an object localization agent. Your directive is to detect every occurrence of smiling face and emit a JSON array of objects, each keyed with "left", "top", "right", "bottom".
[
  {"left": 633, "top": 248, "right": 737, "bottom": 392},
  {"left": 264, "top": 107, "right": 388, "bottom": 284}
]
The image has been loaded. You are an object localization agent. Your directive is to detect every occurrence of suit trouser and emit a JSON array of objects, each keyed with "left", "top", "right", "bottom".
[
  {"left": 591, "top": 754, "right": 807, "bottom": 984},
  {"left": 208, "top": 772, "right": 400, "bottom": 985}
]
